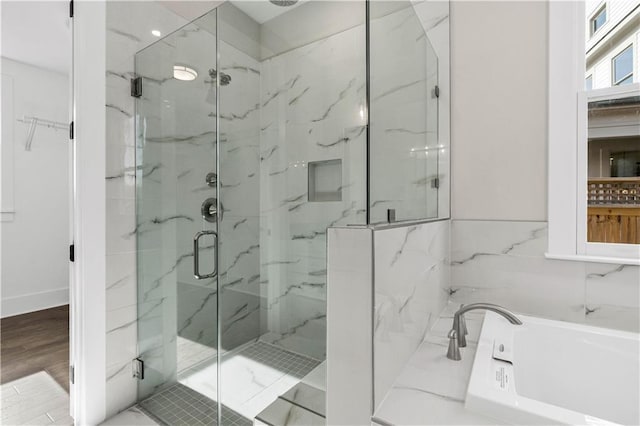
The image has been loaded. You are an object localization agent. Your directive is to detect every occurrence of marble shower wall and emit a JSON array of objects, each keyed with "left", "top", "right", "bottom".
[
  {"left": 258, "top": 13, "right": 367, "bottom": 360},
  {"left": 216, "top": 37, "right": 263, "bottom": 351},
  {"left": 450, "top": 220, "right": 640, "bottom": 332},
  {"left": 135, "top": 10, "right": 264, "bottom": 398},
  {"left": 372, "top": 220, "right": 450, "bottom": 408},
  {"left": 105, "top": 2, "right": 190, "bottom": 417}
]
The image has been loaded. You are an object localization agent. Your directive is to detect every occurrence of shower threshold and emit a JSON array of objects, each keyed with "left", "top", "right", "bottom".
[{"left": 140, "top": 339, "right": 323, "bottom": 425}]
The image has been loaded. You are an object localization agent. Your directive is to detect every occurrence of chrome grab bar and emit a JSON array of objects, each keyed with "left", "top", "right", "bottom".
[{"left": 193, "top": 230, "right": 218, "bottom": 279}]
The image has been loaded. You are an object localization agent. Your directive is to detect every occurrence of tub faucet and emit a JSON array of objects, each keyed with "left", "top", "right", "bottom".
[{"left": 447, "top": 303, "right": 522, "bottom": 361}]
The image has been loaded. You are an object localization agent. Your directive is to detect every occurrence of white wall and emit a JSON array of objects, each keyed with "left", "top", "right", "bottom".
[
  {"left": 1, "top": 57, "right": 69, "bottom": 317},
  {"left": 450, "top": 1, "right": 548, "bottom": 221}
]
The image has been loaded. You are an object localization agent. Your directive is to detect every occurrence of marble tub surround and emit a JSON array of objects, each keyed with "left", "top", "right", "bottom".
[
  {"left": 450, "top": 220, "right": 640, "bottom": 332},
  {"left": 326, "top": 220, "right": 450, "bottom": 425},
  {"left": 373, "top": 220, "right": 450, "bottom": 407},
  {"left": 372, "top": 304, "right": 502, "bottom": 426}
]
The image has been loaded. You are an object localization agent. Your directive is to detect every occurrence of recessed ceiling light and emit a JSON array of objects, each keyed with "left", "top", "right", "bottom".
[
  {"left": 173, "top": 65, "right": 198, "bottom": 81},
  {"left": 151, "top": 30, "right": 161, "bottom": 37}
]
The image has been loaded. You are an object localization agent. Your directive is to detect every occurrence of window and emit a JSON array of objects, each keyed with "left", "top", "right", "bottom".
[
  {"left": 591, "top": 5, "right": 607, "bottom": 35},
  {"left": 613, "top": 45, "right": 634, "bottom": 86},
  {"left": 548, "top": 2, "right": 639, "bottom": 264},
  {"left": 586, "top": 75, "right": 593, "bottom": 90}
]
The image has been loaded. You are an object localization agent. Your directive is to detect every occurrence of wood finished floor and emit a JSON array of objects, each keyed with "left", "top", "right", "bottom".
[{"left": 1, "top": 305, "right": 70, "bottom": 392}]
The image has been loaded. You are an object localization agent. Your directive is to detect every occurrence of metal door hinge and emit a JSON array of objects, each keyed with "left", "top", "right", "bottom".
[
  {"left": 69, "top": 121, "right": 74, "bottom": 140},
  {"left": 69, "top": 0, "right": 74, "bottom": 18},
  {"left": 69, "top": 244, "right": 75, "bottom": 262},
  {"left": 131, "top": 77, "right": 142, "bottom": 98},
  {"left": 432, "top": 177, "right": 440, "bottom": 189},
  {"left": 132, "top": 358, "right": 144, "bottom": 380},
  {"left": 70, "top": 365, "right": 75, "bottom": 384},
  {"left": 434, "top": 85, "right": 440, "bottom": 98},
  {"left": 387, "top": 208, "right": 396, "bottom": 223}
]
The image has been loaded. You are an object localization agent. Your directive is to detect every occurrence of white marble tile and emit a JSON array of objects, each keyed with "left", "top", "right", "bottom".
[
  {"left": 451, "top": 220, "right": 548, "bottom": 261},
  {"left": 373, "top": 308, "right": 502, "bottom": 426},
  {"left": 450, "top": 219, "right": 639, "bottom": 332},
  {"left": 105, "top": 361, "right": 138, "bottom": 419},
  {"left": 373, "top": 220, "right": 450, "bottom": 407},
  {"left": 280, "top": 382, "right": 325, "bottom": 417},
  {"left": 326, "top": 226, "right": 373, "bottom": 426},
  {"left": 373, "top": 388, "right": 498, "bottom": 426},
  {"left": 101, "top": 406, "right": 159, "bottom": 426},
  {"left": 256, "top": 398, "right": 325, "bottom": 426},
  {"left": 585, "top": 263, "right": 640, "bottom": 332},
  {"left": 105, "top": 198, "right": 136, "bottom": 255},
  {"left": 106, "top": 253, "right": 136, "bottom": 312},
  {"left": 451, "top": 254, "right": 586, "bottom": 322}
]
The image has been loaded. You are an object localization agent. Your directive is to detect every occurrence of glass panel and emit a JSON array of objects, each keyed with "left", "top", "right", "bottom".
[
  {"left": 369, "top": 1, "right": 439, "bottom": 223},
  {"left": 587, "top": 96, "right": 640, "bottom": 244},
  {"left": 613, "top": 45, "right": 633, "bottom": 85},
  {"left": 592, "top": 7, "right": 606, "bottom": 33},
  {"left": 135, "top": 8, "right": 220, "bottom": 417},
  {"left": 586, "top": 75, "right": 593, "bottom": 90},
  {"left": 216, "top": 1, "right": 366, "bottom": 422}
]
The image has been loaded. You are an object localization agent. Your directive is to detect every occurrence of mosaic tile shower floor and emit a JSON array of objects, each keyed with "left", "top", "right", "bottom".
[{"left": 139, "top": 340, "right": 321, "bottom": 425}]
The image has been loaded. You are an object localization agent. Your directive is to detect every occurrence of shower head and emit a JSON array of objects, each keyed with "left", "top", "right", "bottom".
[{"left": 269, "top": 0, "right": 298, "bottom": 6}]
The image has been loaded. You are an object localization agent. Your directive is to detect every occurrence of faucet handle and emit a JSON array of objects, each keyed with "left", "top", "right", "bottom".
[
  {"left": 459, "top": 304, "right": 468, "bottom": 337},
  {"left": 447, "top": 329, "right": 461, "bottom": 361}
]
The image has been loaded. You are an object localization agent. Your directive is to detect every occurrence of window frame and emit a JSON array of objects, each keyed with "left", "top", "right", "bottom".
[
  {"left": 612, "top": 44, "right": 634, "bottom": 86},
  {"left": 547, "top": 1, "right": 640, "bottom": 265},
  {"left": 586, "top": 74, "right": 593, "bottom": 90},
  {"left": 590, "top": 4, "right": 607, "bottom": 36}
]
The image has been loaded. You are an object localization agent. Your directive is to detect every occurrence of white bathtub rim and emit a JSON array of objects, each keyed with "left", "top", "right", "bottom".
[{"left": 465, "top": 311, "right": 639, "bottom": 426}]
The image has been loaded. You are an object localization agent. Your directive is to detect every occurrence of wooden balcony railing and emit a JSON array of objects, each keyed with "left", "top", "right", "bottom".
[{"left": 587, "top": 178, "right": 640, "bottom": 244}]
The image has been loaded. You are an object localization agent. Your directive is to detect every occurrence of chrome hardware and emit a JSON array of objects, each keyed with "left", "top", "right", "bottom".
[
  {"left": 194, "top": 230, "right": 217, "bottom": 279},
  {"left": 132, "top": 358, "right": 144, "bottom": 380},
  {"left": 459, "top": 304, "right": 468, "bottom": 338},
  {"left": 387, "top": 209, "right": 396, "bottom": 223},
  {"left": 205, "top": 172, "right": 217, "bottom": 187},
  {"left": 447, "top": 303, "right": 522, "bottom": 361},
  {"left": 201, "top": 197, "right": 221, "bottom": 223},
  {"left": 447, "top": 329, "right": 461, "bottom": 361}
]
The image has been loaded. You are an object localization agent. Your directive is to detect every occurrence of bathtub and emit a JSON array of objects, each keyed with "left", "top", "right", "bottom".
[{"left": 466, "top": 312, "right": 640, "bottom": 425}]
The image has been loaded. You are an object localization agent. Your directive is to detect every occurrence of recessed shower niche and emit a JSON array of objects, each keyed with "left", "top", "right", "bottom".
[
  {"left": 309, "top": 159, "right": 343, "bottom": 202},
  {"left": 132, "top": 0, "right": 448, "bottom": 424}
]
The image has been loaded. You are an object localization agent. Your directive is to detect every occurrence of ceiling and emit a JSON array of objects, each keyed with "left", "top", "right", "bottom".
[
  {"left": 231, "top": 0, "right": 309, "bottom": 24},
  {"left": 1, "top": 1, "right": 71, "bottom": 74}
]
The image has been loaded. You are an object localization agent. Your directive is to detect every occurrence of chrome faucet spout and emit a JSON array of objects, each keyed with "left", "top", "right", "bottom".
[{"left": 447, "top": 303, "right": 522, "bottom": 361}]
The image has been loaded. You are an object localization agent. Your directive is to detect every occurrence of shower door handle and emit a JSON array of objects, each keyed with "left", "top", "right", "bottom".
[{"left": 193, "top": 230, "right": 218, "bottom": 279}]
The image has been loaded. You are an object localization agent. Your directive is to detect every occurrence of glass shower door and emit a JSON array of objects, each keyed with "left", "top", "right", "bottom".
[{"left": 135, "top": 10, "right": 220, "bottom": 411}]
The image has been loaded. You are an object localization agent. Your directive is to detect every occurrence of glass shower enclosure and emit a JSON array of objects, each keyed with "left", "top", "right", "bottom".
[{"left": 134, "top": 1, "right": 440, "bottom": 424}]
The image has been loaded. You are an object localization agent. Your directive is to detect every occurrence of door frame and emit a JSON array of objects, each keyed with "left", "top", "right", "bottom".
[{"left": 70, "top": 1, "right": 107, "bottom": 423}]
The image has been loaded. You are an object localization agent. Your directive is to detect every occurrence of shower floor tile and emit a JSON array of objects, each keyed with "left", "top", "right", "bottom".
[
  {"left": 177, "top": 340, "right": 322, "bottom": 422},
  {"left": 139, "top": 382, "right": 248, "bottom": 426}
]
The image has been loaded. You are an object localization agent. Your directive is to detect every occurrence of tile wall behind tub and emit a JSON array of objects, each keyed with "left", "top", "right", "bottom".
[
  {"left": 449, "top": 220, "right": 640, "bottom": 332},
  {"left": 258, "top": 21, "right": 367, "bottom": 360},
  {"left": 372, "top": 220, "right": 450, "bottom": 408},
  {"left": 105, "top": 2, "right": 189, "bottom": 418}
]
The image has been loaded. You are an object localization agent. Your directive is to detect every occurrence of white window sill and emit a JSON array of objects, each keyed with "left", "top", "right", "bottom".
[{"left": 545, "top": 252, "right": 640, "bottom": 266}]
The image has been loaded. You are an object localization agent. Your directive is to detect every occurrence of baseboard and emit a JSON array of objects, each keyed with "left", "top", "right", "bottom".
[{"left": 1, "top": 287, "right": 69, "bottom": 318}]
